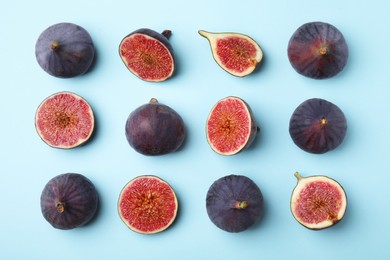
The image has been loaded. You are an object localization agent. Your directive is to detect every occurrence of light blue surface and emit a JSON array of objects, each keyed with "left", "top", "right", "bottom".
[{"left": 1, "top": 0, "right": 389, "bottom": 259}]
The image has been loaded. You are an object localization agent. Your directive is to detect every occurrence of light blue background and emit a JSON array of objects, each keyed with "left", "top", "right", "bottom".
[{"left": 1, "top": 0, "right": 389, "bottom": 259}]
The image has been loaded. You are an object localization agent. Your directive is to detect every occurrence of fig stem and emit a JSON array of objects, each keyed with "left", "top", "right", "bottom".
[
  {"left": 51, "top": 42, "right": 60, "bottom": 51},
  {"left": 234, "top": 201, "right": 248, "bottom": 209},
  {"left": 56, "top": 202, "right": 65, "bottom": 213},
  {"left": 294, "top": 172, "right": 303, "bottom": 181},
  {"left": 162, "top": 30, "right": 172, "bottom": 40},
  {"left": 150, "top": 98, "right": 158, "bottom": 103}
]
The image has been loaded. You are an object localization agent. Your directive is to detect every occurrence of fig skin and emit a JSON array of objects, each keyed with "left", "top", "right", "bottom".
[
  {"left": 199, "top": 30, "right": 263, "bottom": 77},
  {"left": 35, "top": 91, "right": 95, "bottom": 149},
  {"left": 287, "top": 21, "right": 348, "bottom": 79},
  {"left": 290, "top": 172, "right": 347, "bottom": 230},
  {"left": 40, "top": 173, "right": 99, "bottom": 230},
  {"left": 206, "top": 174, "right": 264, "bottom": 233},
  {"left": 118, "top": 175, "right": 178, "bottom": 234},
  {"left": 289, "top": 98, "right": 347, "bottom": 154},
  {"left": 206, "top": 96, "right": 259, "bottom": 156},
  {"left": 125, "top": 98, "right": 185, "bottom": 156},
  {"left": 119, "top": 28, "right": 175, "bottom": 82},
  {"left": 35, "top": 22, "right": 95, "bottom": 78}
]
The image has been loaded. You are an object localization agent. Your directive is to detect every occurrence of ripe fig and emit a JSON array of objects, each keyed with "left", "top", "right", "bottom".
[
  {"left": 206, "top": 174, "right": 264, "bottom": 233},
  {"left": 118, "top": 175, "right": 178, "bottom": 234},
  {"left": 206, "top": 96, "right": 258, "bottom": 155},
  {"left": 287, "top": 21, "right": 349, "bottom": 79},
  {"left": 125, "top": 98, "right": 185, "bottom": 156},
  {"left": 119, "top": 28, "right": 175, "bottom": 82},
  {"left": 199, "top": 30, "right": 263, "bottom": 77},
  {"left": 35, "top": 22, "right": 95, "bottom": 78},
  {"left": 40, "top": 173, "right": 99, "bottom": 230},
  {"left": 35, "top": 91, "right": 95, "bottom": 149},
  {"left": 289, "top": 98, "right": 347, "bottom": 154},
  {"left": 291, "top": 172, "right": 347, "bottom": 230}
]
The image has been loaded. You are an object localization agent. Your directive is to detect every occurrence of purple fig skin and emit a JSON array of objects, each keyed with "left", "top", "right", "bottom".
[
  {"left": 206, "top": 175, "right": 263, "bottom": 233},
  {"left": 35, "top": 22, "right": 95, "bottom": 78},
  {"left": 40, "top": 173, "right": 99, "bottom": 230},
  {"left": 289, "top": 98, "right": 347, "bottom": 154},
  {"left": 287, "top": 21, "right": 348, "bottom": 79},
  {"left": 125, "top": 98, "right": 185, "bottom": 156}
]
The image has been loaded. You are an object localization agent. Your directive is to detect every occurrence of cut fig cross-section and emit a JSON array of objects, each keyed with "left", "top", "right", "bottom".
[
  {"left": 290, "top": 172, "right": 347, "bottom": 230},
  {"left": 119, "top": 28, "right": 175, "bottom": 82},
  {"left": 35, "top": 91, "right": 95, "bottom": 149},
  {"left": 118, "top": 175, "right": 178, "bottom": 234},
  {"left": 199, "top": 30, "right": 263, "bottom": 77},
  {"left": 206, "top": 96, "right": 258, "bottom": 155}
]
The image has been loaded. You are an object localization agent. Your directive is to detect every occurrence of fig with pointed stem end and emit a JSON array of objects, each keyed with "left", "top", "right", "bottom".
[
  {"left": 287, "top": 21, "right": 349, "bottom": 79},
  {"left": 290, "top": 172, "right": 347, "bottom": 230},
  {"left": 35, "top": 22, "right": 95, "bottom": 78},
  {"left": 199, "top": 30, "right": 263, "bottom": 77},
  {"left": 289, "top": 98, "right": 347, "bottom": 154},
  {"left": 119, "top": 28, "right": 175, "bottom": 82},
  {"left": 206, "top": 96, "right": 259, "bottom": 155},
  {"left": 118, "top": 175, "right": 178, "bottom": 234},
  {"left": 206, "top": 175, "right": 264, "bottom": 233}
]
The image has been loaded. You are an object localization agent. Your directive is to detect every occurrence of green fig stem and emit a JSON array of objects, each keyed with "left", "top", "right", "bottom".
[
  {"left": 51, "top": 42, "right": 60, "bottom": 51},
  {"left": 234, "top": 201, "right": 248, "bottom": 209},
  {"left": 294, "top": 172, "right": 303, "bottom": 181},
  {"left": 162, "top": 30, "right": 172, "bottom": 40},
  {"left": 150, "top": 98, "right": 158, "bottom": 103}
]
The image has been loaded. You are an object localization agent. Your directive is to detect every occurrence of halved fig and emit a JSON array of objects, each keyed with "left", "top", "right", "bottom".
[
  {"left": 35, "top": 22, "right": 95, "bottom": 78},
  {"left": 291, "top": 172, "right": 347, "bottom": 230},
  {"left": 206, "top": 174, "right": 264, "bottom": 233},
  {"left": 287, "top": 21, "right": 349, "bottom": 79},
  {"left": 206, "top": 96, "right": 258, "bottom": 155},
  {"left": 40, "top": 173, "right": 99, "bottom": 230},
  {"left": 125, "top": 98, "right": 185, "bottom": 156},
  {"left": 118, "top": 175, "right": 178, "bottom": 234},
  {"left": 199, "top": 30, "right": 263, "bottom": 77},
  {"left": 35, "top": 91, "right": 95, "bottom": 149},
  {"left": 119, "top": 28, "right": 175, "bottom": 82},
  {"left": 289, "top": 98, "right": 347, "bottom": 154}
]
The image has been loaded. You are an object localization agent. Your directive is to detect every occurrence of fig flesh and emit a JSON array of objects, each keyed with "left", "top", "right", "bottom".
[
  {"left": 206, "top": 96, "right": 258, "bottom": 155},
  {"left": 206, "top": 174, "right": 264, "bottom": 233},
  {"left": 119, "top": 28, "right": 175, "bottom": 82},
  {"left": 40, "top": 173, "right": 99, "bottom": 230},
  {"left": 125, "top": 98, "right": 185, "bottom": 156},
  {"left": 35, "top": 22, "right": 95, "bottom": 78},
  {"left": 287, "top": 21, "right": 348, "bottom": 79},
  {"left": 289, "top": 98, "right": 347, "bottom": 154},
  {"left": 118, "top": 175, "right": 178, "bottom": 234},
  {"left": 291, "top": 172, "right": 347, "bottom": 230},
  {"left": 199, "top": 30, "right": 263, "bottom": 77},
  {"left": 35, "top": 91, "right": 95, "bottom": 149}
]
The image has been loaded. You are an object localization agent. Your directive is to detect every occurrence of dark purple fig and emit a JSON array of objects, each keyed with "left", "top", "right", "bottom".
[
  {"left": 287, "top": 21, "right": 348, "bottom": 79},
  {"left": 35, "top": 22, "right": 95, "bottom": 78},
  {"left": 206, "top": 174, "right": 263, "bottom": 233},
  {"left": 199, "top": 30, "right": 263, "bottom": 77},
  {"left": 125, "top": 98, "right": 185, "bottom": 156},
  {"left": 119, "top": 28, "right": 175, "bottom": 82},
  {"left": 289, "top": 98, "right": 347, "bottom": 154},
  {"left": 40, "top": 173, "right": 99, "bottom": 230},
  {"left": 291, "top": 172, "right": 347, "bottom": 230}
]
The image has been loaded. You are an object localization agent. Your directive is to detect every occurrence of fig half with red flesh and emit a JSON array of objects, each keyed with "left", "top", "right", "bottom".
[
  {"left": 35, "top": 91, "right": 95, "bottom": 149},
  {"left": 289, "top": 98, "right": 347, "bottom": 154},
  {"left": 287, "top": 21, "right": 349, "bottom": 79},
  {"left": 40, "top": 173, "right": 99, "bottom": 230},
  {"left": 199, "top": 30, "right": 263, "bottom": 77},
  {"left": 118, "top": 175, "right": 178, "bottom": 234},
  {"left": 206, "top": 96, "right": 258, "bottom": 155},
  {"left": 291, "top": 172, "right": 347, "bottom": 230},
  {"left": 206, "top": 174, "right": 264, "bottom": 233},
  {"left": 119, "top": 28, "right": 175, "bottom": 82}
]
